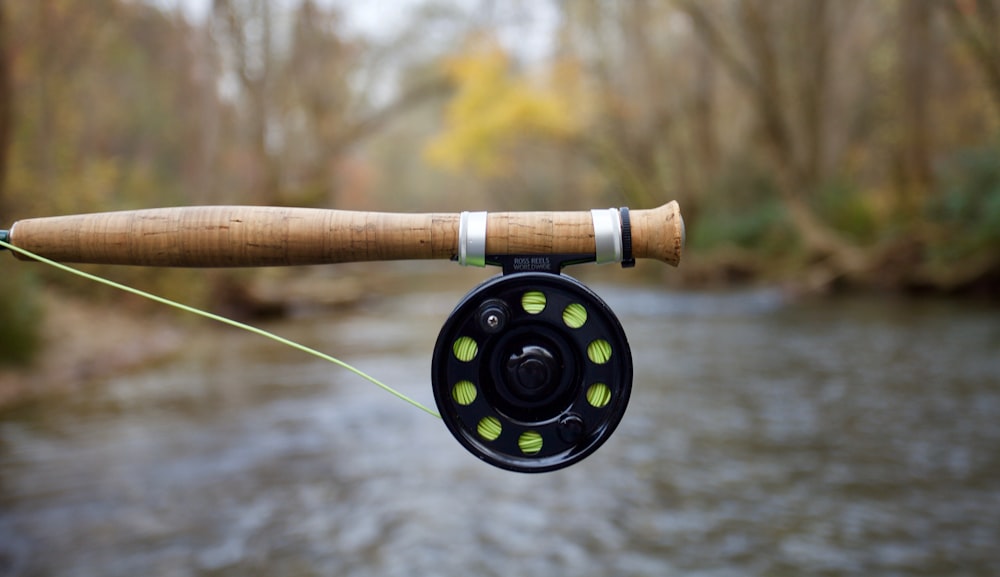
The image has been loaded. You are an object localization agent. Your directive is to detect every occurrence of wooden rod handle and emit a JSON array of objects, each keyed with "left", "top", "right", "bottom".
[{"left": 5, "top": 202, "right": 683, "bottom": 267}]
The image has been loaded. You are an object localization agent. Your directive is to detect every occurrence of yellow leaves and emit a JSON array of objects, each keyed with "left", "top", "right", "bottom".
[{"left": 425, "top": 38, "right": 584, "bottom": 176}]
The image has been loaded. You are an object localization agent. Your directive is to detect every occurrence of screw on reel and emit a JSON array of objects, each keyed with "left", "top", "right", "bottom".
[{"left": 432, "top": 255, "right": 632, "bottom": 473}]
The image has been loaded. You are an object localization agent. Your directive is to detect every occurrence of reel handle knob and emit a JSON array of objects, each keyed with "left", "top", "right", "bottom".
[{"left": 3, "top": 202, "right": 683, "bottom": 268}]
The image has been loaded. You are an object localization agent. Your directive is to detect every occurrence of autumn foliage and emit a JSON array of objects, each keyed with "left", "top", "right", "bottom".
[{"left": 425, "top": 37, "right": 581, "bottom": 176}]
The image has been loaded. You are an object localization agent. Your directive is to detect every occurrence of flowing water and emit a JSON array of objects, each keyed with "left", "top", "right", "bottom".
[{"left": 1, "top": 273, "right": 999, "bottom": 576}]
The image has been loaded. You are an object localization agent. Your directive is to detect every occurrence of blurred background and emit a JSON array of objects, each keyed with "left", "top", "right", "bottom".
[{"left": 1, "top": 1, "right": 999, "bottom": 575}]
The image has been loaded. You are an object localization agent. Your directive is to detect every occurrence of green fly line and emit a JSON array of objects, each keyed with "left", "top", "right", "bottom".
[
  {"left": 0, "top": 238, "right": 441, "bottom": 419},
  {"left": 562, "top": 302, "right": 588, "bottom": 329}
]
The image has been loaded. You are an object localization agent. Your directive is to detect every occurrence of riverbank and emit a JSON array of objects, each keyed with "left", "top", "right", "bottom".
[
  {"left": 0, "top": 267, "right": 378, "bottom": 410},
  {"left": 669, "top": 244, "right": 1000, "bottom": 299},
  {"left": 0, "top": 290, "right": 185, "bottom": 409}
]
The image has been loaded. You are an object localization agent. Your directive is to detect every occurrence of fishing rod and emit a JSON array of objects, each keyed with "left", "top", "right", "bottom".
[{"left": 1, "top": 202, "right": 684, "bottom": 472}]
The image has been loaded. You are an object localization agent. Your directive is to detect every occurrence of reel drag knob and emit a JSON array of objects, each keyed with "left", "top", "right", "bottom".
[{"left": 431, "top": 272, "right": 632, "bottom": 473}]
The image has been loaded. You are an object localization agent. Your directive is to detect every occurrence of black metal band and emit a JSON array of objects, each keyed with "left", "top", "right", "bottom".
[{"left": 619, "top": 207, "right": 635, "bottom": 268}]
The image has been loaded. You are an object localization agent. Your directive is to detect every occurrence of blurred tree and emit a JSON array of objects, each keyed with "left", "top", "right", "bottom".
[
  {"left": 897, "top": 0, "right": 934, "bottom": 217},
  {"left": 558, "top": 0, "right": 712, "bottom": 210},
  {"left": 3, "top": 0, "right": 231, "bottom": 304},
  {"left": 0, "top": 1, "right": 42, "bottom": 365},
  {"left": 8, "top": 0, "right": 222, "bottom": 214},
  {"left": 0, "top": 0, "right": 9, "bottom": 213},
  {"left": 943, "top": 0, "right": 1000, "bottom": 120},
  {"left": 425, "top": 36, "right": 579, "bottom": 177},
  {"left": 212, "top": 0, "right": 278, "bottom": 204},
  {"left": 279, "top": 0, "right": 355, "bottom": 205},
  {"left": 212, "top": 0, "right": 449, "bottom": 208},
  {"left": 281, "top": 1, "right": 450, "bottom": 207},
  {"left": 677, "top": 0, "right": 871, "bottom": 279}
]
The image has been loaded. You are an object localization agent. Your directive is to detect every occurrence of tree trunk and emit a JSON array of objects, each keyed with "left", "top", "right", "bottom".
[
  {"left": 0, "top": 1, "right": 11, "bottom": 212},
  {"left": 678, "top": 0, "right": 873, "bottom": 282},
  {"left": 899, "top": 0, "right": 934, "bottom": 216},
  {"left": 943, "top": 0, "right": 1000, "bottom": 122}
]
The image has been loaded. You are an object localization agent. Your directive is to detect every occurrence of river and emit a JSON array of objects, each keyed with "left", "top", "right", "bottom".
[{"left": 1, "top": 271, "right": 999, "bottom": 576}]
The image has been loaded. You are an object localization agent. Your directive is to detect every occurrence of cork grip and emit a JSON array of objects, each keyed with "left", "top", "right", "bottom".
[{"left": 7, "top": 202, "right": 682, "bottom": 267}]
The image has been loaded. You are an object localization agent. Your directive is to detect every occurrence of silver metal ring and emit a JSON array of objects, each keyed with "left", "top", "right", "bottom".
[
  {"left": 591, "top": 208, "right": 622, "bottom": 265},
  {"left": 458, "top": 211, "right": 488, "bottom": 267}
]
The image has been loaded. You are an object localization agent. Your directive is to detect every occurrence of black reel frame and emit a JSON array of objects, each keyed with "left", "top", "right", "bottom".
[{"left": 432, "top": 252, "right": 633, "bottom": 473}]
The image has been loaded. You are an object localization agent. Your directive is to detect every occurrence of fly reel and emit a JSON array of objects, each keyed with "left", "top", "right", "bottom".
[{"left": 432, "top": 270, "right": 632, "bottom": 473}]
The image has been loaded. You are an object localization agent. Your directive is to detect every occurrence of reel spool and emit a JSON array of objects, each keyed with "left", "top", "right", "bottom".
[{"left": 432, "top": 271, "right": 632, "bottom": 473}]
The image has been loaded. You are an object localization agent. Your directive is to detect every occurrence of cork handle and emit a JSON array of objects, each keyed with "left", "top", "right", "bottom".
[
  {"left": 630, "top": 201, "right": 685, "bottom": 266},
  {"left": 7, "top": 202, "right": 682, "bottom": 267}
]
